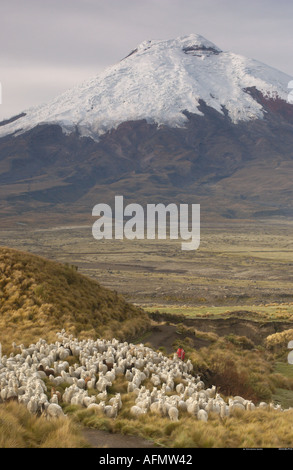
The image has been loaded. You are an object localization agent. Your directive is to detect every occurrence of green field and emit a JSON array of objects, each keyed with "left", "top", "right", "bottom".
[{"left": 146, "top": 303, "right": 293, "bottom": 321}]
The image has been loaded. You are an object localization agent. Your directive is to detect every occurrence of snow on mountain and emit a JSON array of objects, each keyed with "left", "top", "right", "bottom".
[{"left": 1, "top": 34, "right": 292, "bottom": 141}]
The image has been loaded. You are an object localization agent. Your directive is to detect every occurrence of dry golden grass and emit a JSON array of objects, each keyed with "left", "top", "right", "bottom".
[
  {"left": 67, "top": 375, "right": 293, "bottom": 448},
  {"left": 184, "top": 337, "right": 290, "bottom": 403},
  {"left": 168, "top": 408, "right": 293, "bottom": 448},
  {"left": 265, "top": 329, "right": 293, "bottom": 352},
  {"left": 0, "top": 246, "right": 150, "bottom": 354},
  {"left": 0, "top": 401, "right": 88, "bottom": 448}
]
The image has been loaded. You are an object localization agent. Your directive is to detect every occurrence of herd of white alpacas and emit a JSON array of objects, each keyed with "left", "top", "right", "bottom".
[{"left": 0, "top": 330, "right": 287, "bottom": 422}]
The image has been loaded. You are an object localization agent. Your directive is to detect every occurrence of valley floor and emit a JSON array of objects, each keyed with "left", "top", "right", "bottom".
[{"left": 0, "top": 218, "right": 292, "bottom": 309}]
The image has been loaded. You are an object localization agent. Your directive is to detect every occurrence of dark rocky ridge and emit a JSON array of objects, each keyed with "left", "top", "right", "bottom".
[{"left": 0, "top": 89, "right": 293, "bottom": 225}]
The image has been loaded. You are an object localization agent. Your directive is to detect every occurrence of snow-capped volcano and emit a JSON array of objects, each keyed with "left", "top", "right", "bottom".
[
  {"left": 1, "top": 34, "right": 292, "bottom": 141},
  {"left": 1, "top": 33, "right": 293, "bottom": 225}
]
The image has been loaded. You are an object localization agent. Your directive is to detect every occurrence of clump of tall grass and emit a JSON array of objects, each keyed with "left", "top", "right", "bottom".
[
  {"left": 265, "top": 329, "right": 293, "bottom": 357},
  {"left": 0, "top": 402, "right": 88, "bottom": 448},
  {"left": 67, "top": 393, "right": 293, "bottom": 448}
]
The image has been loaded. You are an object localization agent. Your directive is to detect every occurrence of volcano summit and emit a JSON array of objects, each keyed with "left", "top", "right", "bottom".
[{"left": 0, "top": 34, "right": 293, "bottom": 224}]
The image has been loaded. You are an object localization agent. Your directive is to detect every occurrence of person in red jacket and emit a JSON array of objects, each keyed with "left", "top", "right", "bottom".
[{"left": 177, "top": 346, "right": 185, "bottom": 361}]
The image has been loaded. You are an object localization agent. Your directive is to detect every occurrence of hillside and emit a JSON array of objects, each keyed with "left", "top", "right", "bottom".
[{"left": 0, "top": 246, "right": 150, "bottom": 353}]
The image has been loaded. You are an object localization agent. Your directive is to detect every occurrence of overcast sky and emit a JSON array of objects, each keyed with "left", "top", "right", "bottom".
[{"left": 1, "top": 0, "right": 293, "bottom": 120}]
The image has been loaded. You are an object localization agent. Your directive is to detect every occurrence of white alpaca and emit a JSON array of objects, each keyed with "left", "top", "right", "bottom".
[
  {"left": 168, "top": 406, "right": 179, "bottom": 422},
  {"left": 197, "top": 409, "right": 208, "bottom": 422},
  {"left": 46, "top": 403, "right": 66, "bottom": 419},
  {"left": 130, "top": 405, "right": 146, "bottom": 417},
  {"left": 88, "top": 402, "right": 105, "bottom": 412},
  {"left": 187, "top": 401, "right": 199, "bottom": 416},
  {"left": 50, "top": 393, "right": 59, "bottom": 404},
  {"left": 83, "top": 395, "right": 96, "bottom": 407},
  {"left": 104, "top": 403, "right": 119, "bottom": 418},
  {"left": 27, "top": 397, "right": 38, "bottom": 414},
  {"left": 176, "top": 383, "right": 185, "bottom": 394},
  {"left": 96, "top": 389, "right": 107, "bottom": 401}
]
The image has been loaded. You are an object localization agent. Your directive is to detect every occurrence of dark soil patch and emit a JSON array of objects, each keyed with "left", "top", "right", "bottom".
[
  {"left": 148, "top": 312, "right": 293, "bottom": 346},
  {"left": 82, "top": 428, "right": 156, "bottom": 448},
  {"left": 134, "top": 323, "right": 210, "bottom": 354}
]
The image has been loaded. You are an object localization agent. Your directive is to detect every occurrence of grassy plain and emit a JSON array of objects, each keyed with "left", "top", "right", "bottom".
[{"left": 0, "top": 218, "right": 292, "bottom": 310}]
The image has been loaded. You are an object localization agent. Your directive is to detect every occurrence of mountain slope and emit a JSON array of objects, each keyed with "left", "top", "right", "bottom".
[
  {"left": 0, "top": 246, "right": 150, "bottom": 353},
  {"left": 0, "top": 34, "right": 291, "bottom": 141},
  {"left": 0, "top": 34, "right": 293, "bottom": 224}
]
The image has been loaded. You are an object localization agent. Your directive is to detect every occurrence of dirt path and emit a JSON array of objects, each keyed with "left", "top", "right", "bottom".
[
  {"left": 82, "top": 428, "right": 157, "bottom": 448},
  {"left": 81, "top": 322, "right": 206, "bottom": 448}
]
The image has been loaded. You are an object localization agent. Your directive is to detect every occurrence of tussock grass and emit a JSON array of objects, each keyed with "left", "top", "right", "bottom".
[
  {"left": 0, "top": 402, "right": 88, "bottom": 448},
  {"left": 57, "top": 374, "right": 293, "bottom": 449},
  {"left": 68, "top": 393, "right": 293, "bottom": 448},
  {"left": 265, "top": 329, "right": 293, "bottom": 355},
  {"left": 0, "top": 246, "right": 150, "bottom": 354}
]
